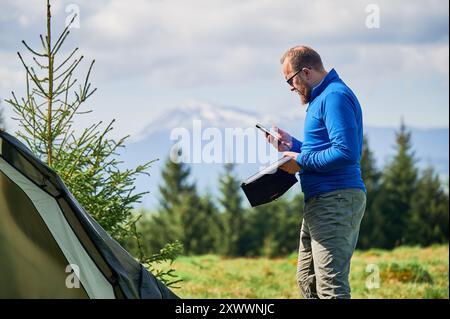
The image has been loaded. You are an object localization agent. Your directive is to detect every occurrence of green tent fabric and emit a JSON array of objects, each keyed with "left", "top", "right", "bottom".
[{"left": 0, "top": 131, "right": 178, "bottom": 299}]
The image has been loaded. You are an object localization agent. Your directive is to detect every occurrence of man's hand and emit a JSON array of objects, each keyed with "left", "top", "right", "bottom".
[
  {"left": 280, "top": 151, "right": 302, "bottom": 174},
  {"left": 266, "top": 126, "right": 293, "bottom": 152}
]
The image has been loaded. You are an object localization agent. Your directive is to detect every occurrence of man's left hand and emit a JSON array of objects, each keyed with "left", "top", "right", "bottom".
[{"left": 280, "top": 152, "right": 302, "bottom": 174}]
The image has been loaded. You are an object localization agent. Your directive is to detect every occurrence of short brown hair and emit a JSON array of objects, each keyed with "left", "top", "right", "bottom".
[{"left": 280, "top": 46, "right": 324, "bottom": 72}]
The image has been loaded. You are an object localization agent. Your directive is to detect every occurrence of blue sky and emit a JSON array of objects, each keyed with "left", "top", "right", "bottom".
[{"left": 0, "top": 0, "right": 448, "bottom": 141}]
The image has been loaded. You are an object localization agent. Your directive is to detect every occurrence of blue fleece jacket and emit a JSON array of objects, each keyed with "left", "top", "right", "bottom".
[{"left": 290, "top": 69, "right": 366, "bottom": 201}]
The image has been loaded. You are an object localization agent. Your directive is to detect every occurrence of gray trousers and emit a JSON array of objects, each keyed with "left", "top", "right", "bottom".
[{"left": 297, "top": 188, "right": 366, "bottom": 299}]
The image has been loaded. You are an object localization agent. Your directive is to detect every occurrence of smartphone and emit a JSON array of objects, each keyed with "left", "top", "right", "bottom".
[{"left": 255, "top": 123, "right": 281, "bottom": 142}]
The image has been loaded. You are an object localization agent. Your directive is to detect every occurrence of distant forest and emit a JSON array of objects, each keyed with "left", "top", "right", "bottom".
[{"left": 126, "top": 122, "right": 449, "bottom": 257}]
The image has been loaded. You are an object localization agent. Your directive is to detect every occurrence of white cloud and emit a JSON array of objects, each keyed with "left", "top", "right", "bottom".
[
  {"left": 0, "top": 0, "right": 448, "bottom": 133},
  {"left": 71, "top": 0, "right": 448, "bottom": 87},
  {"left": 328, "top": 42, "right": 449, "bottom": 79},
  {"left": 81, "top": 0, "right": 448, "bottom": 46},
  {"left": 0, "top": 51, "right": 23, "bottom": 93},
  {"left": 0, "top": 0, "right": 65, "bottom": 28},
  {"left": 0, "top": 66, "right": 22, "bottom": 92}
]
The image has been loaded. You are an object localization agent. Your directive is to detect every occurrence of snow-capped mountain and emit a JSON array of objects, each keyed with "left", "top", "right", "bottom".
[
  {"left": 120, "top": 101, "right": 449, "bottom": 210},
  {"left": 133, "top": 100, "right": 303, "bottom": 141}
]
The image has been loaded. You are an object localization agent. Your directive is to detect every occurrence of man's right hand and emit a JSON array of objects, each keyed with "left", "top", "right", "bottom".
[{"left": 266, "top": 126, "right": 293, "bottom": 152}]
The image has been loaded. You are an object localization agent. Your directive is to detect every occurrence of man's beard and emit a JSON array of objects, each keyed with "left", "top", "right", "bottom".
[{"left": 297, "top": 79, "right": 312, "bottom": 105}]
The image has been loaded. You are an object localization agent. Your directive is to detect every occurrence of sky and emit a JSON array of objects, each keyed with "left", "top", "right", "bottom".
[{"left": 0, "top": 0, "right": 448, "bottom": 141}]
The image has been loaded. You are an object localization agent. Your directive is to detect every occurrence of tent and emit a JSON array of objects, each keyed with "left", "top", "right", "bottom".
[{"left": 0, "top": 130, "right": 178, "bottom": 299}]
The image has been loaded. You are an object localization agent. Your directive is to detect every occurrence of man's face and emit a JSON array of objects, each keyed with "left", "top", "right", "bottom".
[{"left": 283, "top": 59, "right": 312, "bottom": 105}]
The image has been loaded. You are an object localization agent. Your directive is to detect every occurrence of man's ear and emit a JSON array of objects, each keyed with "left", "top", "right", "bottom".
[{"left": 303, "top": 68, "right": 312, "bottom": 80}]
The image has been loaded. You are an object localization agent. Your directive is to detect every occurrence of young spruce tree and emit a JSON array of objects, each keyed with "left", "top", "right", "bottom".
[
  {"left": 5, "top": 0, "right": 181, "bottom": 287},
  {"left": 371, "top": 121, "right": 418, "bottom": 248}
]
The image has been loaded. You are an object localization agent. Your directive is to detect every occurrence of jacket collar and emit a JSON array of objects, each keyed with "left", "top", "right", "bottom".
[{"left": 309, "top": 68, "right": 339, "bottom": 103}]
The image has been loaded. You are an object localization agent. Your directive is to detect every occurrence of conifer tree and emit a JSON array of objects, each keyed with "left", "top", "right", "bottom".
[
  {"left": 219, "top": 163, "right": 245, "bottom": 256},
  {"left": 5, "top": 0, "right": 181, "bottom": 286},
  {"left": 147, "top": 151, "right": 225, "bottom": 255},
  {"left": 372, "top": 121, "right": 418, "bottom": 248},
  {"left": 5, "top": 0, "right": 153, "bottom": 239},
  {"left": 180, "top": 193, "right": 223, "bottom": 255},
  {"left": 241, "top": 194, "right": 302, "bottom": 257},
  {"left": 144, "top": 150, "right": 195, "bottom": 252},
  {"left": 158, "top": 149, "right": 195, "bottom": 213},
  {"left": 406, "top": 167, "right": 449, "bottom": 245}
]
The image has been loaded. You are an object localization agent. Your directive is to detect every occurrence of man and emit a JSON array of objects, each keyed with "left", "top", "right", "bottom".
[{"left": 268, "top": 46, "right": 366, "bottom": 299}]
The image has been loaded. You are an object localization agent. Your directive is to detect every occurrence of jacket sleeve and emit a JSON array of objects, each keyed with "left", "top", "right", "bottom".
[{"left": 291, "top": 137, "right": 303, "bottom": 153}]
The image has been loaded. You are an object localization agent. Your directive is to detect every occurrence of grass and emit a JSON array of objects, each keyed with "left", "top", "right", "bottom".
[{"left": 162, "top": 244, "right": 449, "bottom": 299}]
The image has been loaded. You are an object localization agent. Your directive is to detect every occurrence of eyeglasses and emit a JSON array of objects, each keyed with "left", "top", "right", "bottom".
[{"left": 286, "top": 69, "right": 303, "bottom": 87}]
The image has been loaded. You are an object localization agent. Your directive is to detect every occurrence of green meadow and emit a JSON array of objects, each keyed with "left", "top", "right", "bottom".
[{"left": 165, "top": 244, "right": 449, "bottom": 299}]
